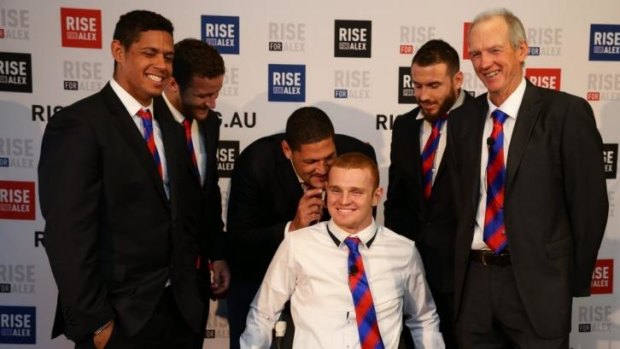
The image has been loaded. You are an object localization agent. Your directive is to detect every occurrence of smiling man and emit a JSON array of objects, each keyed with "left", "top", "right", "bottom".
[
  {"left": 39, "top": 10, "right": 204, "bottom": 349},
  {"left": 227, "top": 107, "right": 376, "bottom": 349},
  {"left": 240, "top": 153, "right": 444, "bottom": 349},
  {"left": 162, "top": 38, "right": 230, "bottom": 349},
  {"left": 384, "top": 39, "right": 471, "bottom": 348},
  {"left": 447, "top": 8, "right": 607, "bottom": 348}
]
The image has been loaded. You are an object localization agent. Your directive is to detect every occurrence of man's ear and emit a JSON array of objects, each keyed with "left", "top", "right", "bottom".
[
  {"left": 281, "top": 140, "right": 293, "bottom": 160},
  {"left": 168, "top": 77, "right": 180, "bottom": 92},
  {"left": 453, "top": 71, "right": 464, "bottom": 91},
  {"left": 372, "top": 186, "right": 384, "bottom": 207},
  {"left": 111, "top": 40, "right": 124, "bottom": 64}
]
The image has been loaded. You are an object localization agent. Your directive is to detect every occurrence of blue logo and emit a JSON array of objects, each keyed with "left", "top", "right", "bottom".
[
  {"left": 268, "top": 64, "right": 305, "bottom": 102},
  {"left": 0, "top": 306, "right": 36, "bottom": 344},
  {"left": 528, "top": 47, "right": 540, "bottom": 56},
  {"left": 201, "top": 15, "right": 239, "bottom": 54},
  {"left": 589, "top": 24, "right": 620, "bottom": 61}
]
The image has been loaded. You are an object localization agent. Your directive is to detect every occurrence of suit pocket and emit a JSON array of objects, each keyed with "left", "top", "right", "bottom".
[{"left": 545, "top": 236, "right": 573, "bottom": 259}]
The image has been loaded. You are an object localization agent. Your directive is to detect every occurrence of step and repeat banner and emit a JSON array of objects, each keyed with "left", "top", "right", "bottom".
[{"left": 1, "top": 0, "right": 619, "bottom": 348}]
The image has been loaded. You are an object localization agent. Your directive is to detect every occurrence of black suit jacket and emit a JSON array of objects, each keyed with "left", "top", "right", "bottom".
[
  {"left": 385, "top": 93, "right": 473, "bottom": 294},
  {"left": 196, "top": 110, "right": 227, "bottom": 265},
  {"left": 38, "top": 84, "right": 204, "bottom": 342},
  {"left": 447, "top": 81, "right": 608, "bottom": 337},
  {"left": 227, "top": 133, "right": 376, "bottom": 283},
  {"left": 157, "top": 104, "right": 228, "bottom": 308}
]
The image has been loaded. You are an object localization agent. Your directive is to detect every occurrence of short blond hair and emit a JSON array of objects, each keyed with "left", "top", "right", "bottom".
[{"left": 331, "top": 152, "right": 379, "bottom": 189}]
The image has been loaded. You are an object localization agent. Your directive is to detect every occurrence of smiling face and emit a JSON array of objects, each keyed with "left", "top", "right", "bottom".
[
  {"left": 468, "top": 15, "right": 528, "bottom": 106},
  {"left": 412, "top": 62, "right": 462, "bottom": 121},
  {"left": 282, "top": 137, "right": 337, "bottom": 189},
  {"left": 326, "top": 166, "right": 383, "bottom": 235},
  {"left": 112, "top": 30, "right": 174, "bottom": 106},
  {"left": 180, "top": 74, "right": 224, "bottom": 121}
]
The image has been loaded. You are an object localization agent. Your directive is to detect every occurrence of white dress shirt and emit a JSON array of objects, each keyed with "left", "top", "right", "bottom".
[
  {"left": 162, "top": 92, "right": 207, "bottom": 185},
  {"left": 417, "top": 89, "right": 467, "bottom": 187},
  {"left": 109, "top": 79, "right": 169, "bottom": 198},
  {"left": 471, "top": 78, "right": 526, "bottom": 250},
  {"left": 241, "top": 220, "right": 444, "bottom": 349}
]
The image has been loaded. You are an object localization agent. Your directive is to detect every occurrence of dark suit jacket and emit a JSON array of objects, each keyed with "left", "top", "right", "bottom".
[
  {"left": 157, "top": 104, "right": 228, "bottom": 313},
  {"left": 38, "top": 83, "right": 204, "bottom": 342},
  {"left": 385, "top": 93, "right": 473, "bottom": 294},
  {"left": 166, "top": 109, "right": 228, "bottom": 290},
  {"left": 196, "top": 110, "right": 228, "bottom": 268},
  {"left": 227, "top": 133, "right": 376, "bottom": 284},
  {"left": 447, "top": 81, "right": 608, "bottom": 337}
]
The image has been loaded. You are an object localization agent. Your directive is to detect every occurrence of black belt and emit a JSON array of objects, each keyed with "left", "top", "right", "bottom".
[{"left": 470, "top": 250, "right": 511, "bottom": 266}]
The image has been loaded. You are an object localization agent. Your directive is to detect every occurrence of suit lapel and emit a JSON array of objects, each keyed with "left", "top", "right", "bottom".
[
  {"left": 198, "top": 121, "right": 209, "bottom": 191},
  {"left": 433, "top": 120, "right": 449, "bottom": 191},
  {"left": 199, "top": 110, "right": 220, "bottom": 195},
  {"left": 469, "top": 97, "right": 489, "bottom": 211},
  {"left": 103, "top": 84, "right": 168, "bottom": 203},
  {"left": 412, "top": 116, "right": 429, "bottom": 215},
  {"left": 155, "top": 97, "right": 180, "bottom": 207},
  {"left": 506, "top": 82, "right": 543, "bottom": 191}
]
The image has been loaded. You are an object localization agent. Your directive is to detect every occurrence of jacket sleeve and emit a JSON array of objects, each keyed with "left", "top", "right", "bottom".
[
  {"left": 38, "top": 107, "right": 115, "bottom": 342},
  {"left": 561, "top": 96, "right": 608, "bottom": 296}
]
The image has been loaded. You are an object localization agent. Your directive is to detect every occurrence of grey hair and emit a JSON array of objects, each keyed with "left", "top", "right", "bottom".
[{"left": 470, "top": 8, "right": 527, "bottom": 49}]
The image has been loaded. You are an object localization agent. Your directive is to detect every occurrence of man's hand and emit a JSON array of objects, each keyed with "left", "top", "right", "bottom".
[
  {"left": 93, "top": 320, "right": 114, "bottom": 349},
  {"left": 211, "top": 260, "right": 231, "bottom": 297},
  {"left": 289, "top": 188, "right": 324, "bottom": 232}
]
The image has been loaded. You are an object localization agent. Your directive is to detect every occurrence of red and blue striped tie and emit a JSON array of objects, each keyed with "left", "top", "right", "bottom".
[
  {"left": 137, "top": 109, "right": 162, "bottom": 178},
  {"left": 421, "top": 116, "right": 447, "bottom": 199},
  {"left": 182, "top": 118, "right": 200, "bottom": 182},
  {"left": 344, "top": 236, "right": 384, "bottom": 349},
  {"left": 484, "top": 109, "right": 509, "bottom": 253}
]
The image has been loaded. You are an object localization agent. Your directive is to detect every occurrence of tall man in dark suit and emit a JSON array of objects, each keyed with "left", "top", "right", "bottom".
[
  {"left": 226, "top": 107, "right": 376, "bottom": 349},
  {"left": 38, "top": 10, "right": 204, "bottom": 349},
  {"left": 162, "top": 38, "right": 231, "bottom": 348},
  {"left": 447, "top": 9, "right": 608, "bottom": 348},
  {"left": 384, "top": 39, "right": 471, "bottom": 349}
]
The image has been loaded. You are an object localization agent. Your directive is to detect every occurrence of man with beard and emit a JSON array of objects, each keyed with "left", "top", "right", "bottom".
[
  {"left": 384, "top": 39, "right": 472, "bottom": 348},
  {"left": 162, "top": 38, "right": 231, "bottom": 348}
]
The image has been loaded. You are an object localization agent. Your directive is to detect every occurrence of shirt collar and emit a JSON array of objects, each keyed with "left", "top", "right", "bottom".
[
  {"left": 416, "top": 89, "right": 467, "bottom": 121},
  {"left": 326, "top": 219, "right": 379, "bottom": 249},
  {"left": 290, "top": 159, "right": 305, "bottom": 186},
  {"left": 486, "top": 77, "right": 526, "bottom": 120},
  {"left": 162, "top": 91, "right": 186, "bottom": 125},
  {"left": 109, "top": 79, "right": 153, "bottom": 117}
]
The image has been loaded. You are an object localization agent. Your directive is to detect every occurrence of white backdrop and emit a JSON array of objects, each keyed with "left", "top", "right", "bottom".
[{"left": 1, "top": 0, "right": 619, "bottom": 348}]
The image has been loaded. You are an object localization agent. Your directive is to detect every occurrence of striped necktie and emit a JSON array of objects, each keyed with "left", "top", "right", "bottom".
[
  {"left": 344, "top": 236, "right": 384, "bottom": 349},
  {"left": 421, "top": 115, "right": 447, "bottom": 199},
  {"left": 137, "top": 108, "right": 162, "bottom": 178},
  {"left": 182, "top": 118, "right": 200, "bottom": 183},
  {"left": 484, "top": 109, "right": 509, "bottom": 253}
]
